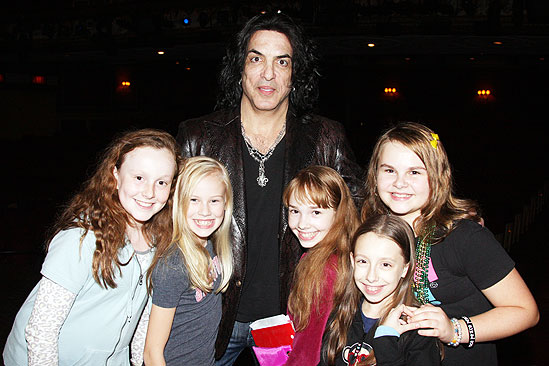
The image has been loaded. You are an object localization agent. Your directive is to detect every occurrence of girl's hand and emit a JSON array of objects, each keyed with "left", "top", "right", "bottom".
[
  {"left": 407, "top": 304, "right": 454, "bottom": 343},
  {"left": 381, "top": 304, "right": 418, "bottom": 334}
]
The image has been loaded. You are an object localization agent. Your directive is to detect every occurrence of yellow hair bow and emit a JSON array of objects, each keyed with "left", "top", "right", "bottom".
[{"left": 430, "top": 133, "right": 439, "bottom": 149}]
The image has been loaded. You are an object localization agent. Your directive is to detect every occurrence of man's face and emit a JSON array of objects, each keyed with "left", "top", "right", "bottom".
[{"left": 240, "top": 30, "right": 293, "bottom": 114}]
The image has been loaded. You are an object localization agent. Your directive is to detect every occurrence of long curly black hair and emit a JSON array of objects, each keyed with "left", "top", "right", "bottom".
[{"left": 216, "top": 12, "right": 320, "bottom": 118}]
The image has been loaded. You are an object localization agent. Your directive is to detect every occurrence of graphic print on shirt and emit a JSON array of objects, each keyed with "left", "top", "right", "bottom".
[
  {"left": 195, "top": 255, "right": 221, "bottom": 302},
  {"left": 424, "top": 258, "right": 441, "bottom": 305},
  {"left": 342, "top": 342, "right": 374, "bottom": 366}
]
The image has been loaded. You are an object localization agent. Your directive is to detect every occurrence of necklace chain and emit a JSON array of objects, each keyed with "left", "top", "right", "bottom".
[
  {"left": 241, "top": 122, "right": 286, "bottom": 187},
  {"left": 412, "top": 226, "right": 435, "bottom": 305}
]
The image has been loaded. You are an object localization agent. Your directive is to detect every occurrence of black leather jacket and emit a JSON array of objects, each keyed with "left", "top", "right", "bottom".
[{"left": 176, "top": 109, "right": 364, "bottom": 359}]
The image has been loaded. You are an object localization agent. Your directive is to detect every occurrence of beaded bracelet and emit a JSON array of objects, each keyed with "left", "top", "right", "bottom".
[
  {"left": 461, "top": 316, "right": 476, "bottom": 348},
  {"left": 447, "top": 318, "right": 462, "bottom": 347}
]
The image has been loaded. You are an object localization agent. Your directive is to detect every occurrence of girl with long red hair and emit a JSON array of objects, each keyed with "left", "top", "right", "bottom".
[{"left": 3, "top": 129, "right": 179, "bottom": 366}]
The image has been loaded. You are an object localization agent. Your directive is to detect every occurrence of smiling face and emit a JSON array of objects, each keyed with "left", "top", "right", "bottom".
[
  {"left": 376, "top": 141, "right": 430, "bottom": 228},
  {"left": 114, "top": 146, "right": 176, "bottom": 228},
  {"left": 352, "top": 232, "right": 409, "bottom": 317},
  {"left": 186, "top": 173, "right": 226, "bottom": 246},
  {"left": 288, "top": 193, "right": 336, "bottom": 249},
  {"left": 240, "top": 30, "right": 293, "bottom": 114}
]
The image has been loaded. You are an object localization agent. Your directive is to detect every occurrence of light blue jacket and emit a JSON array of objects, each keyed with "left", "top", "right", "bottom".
[{"left": 3, "top": 227, "right": 152, "bottom": 365}]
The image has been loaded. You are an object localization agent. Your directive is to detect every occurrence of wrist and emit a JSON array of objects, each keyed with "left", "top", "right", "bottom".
[
  {"left": 447, "top": 318, "right": 462, "bottom": 347},
  {"left": 457, "top": 319, "right": 469, "bottom": 343},
  {"left": 375, "top": 325, "right": 401, "bottom": 338},
  {"left": 460, "top": 316, "right": 476, "bottom": 348}
]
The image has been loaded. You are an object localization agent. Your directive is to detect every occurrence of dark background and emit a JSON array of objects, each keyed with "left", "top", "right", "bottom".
[{"left": 1, "top": 1, "right": 547, "bottom": 364}]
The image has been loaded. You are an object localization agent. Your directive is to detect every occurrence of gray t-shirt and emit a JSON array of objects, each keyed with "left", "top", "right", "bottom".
[{"left": 152, "top": 241, "right": 222, "bottom": 366}]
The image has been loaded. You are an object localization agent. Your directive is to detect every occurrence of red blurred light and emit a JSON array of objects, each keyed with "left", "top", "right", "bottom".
[{"left": 32, "top": 75, "right": 46, "bottom": 84}]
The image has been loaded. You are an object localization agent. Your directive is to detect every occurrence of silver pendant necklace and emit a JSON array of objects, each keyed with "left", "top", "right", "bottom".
[{"left": 241, "top": 122, "right": 286, "bottom": 187}]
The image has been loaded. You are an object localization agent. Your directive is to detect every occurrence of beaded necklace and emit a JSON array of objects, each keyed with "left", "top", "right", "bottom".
[{"left": 412, "top": 226, "right": 435, "bottom": 305}]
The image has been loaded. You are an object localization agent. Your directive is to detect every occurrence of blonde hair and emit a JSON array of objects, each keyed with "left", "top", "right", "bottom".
[
  {"left": 283, "top": 166, "right": 359, "bottom": 332},
  {"left": 361, "top": 122, "right": 480, "bottom": 239},
  {"left": 150, "top": 156, "right": 233, "bottom": 294}
]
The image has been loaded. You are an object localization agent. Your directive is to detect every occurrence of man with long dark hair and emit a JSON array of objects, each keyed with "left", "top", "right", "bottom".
[{"left": 176, "top": 11, "right": 363, "bottom": 365}]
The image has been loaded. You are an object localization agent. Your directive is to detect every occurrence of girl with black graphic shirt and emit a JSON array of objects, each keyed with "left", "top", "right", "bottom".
[{"left": 321, "top": 214, "right": 440, "bottom": 366}]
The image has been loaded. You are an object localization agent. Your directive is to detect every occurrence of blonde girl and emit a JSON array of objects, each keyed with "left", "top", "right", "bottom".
[
  {"left": 321, "top": 214, "right": 440, "bottom": 366},
  {"left": 3, "top": 129, "right": 180, "bottom": 366},
  {"left": 144, "top": 156, "right": 233, "bottom": 366},
  {"left": 282, "top": 165, "right": 359, "bottom": 365},
  {"left": 362, "top": 122, "right": 538, "bottom": 365}
]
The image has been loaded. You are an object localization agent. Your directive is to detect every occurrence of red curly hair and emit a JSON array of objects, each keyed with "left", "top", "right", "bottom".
[{"left": 48, "top": 129, "right": 181, "bottom": 288}]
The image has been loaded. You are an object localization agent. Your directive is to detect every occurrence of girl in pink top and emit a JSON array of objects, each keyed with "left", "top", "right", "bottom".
[{"left": 282, "top": 166, "right": 360, "bottom": 365}]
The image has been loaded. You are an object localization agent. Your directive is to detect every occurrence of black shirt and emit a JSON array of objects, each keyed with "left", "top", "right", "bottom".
[
  {"left": 236, "top": 136, "right": 286, "bottom": 322},
  {"left": 319, "top": 307, "right": 441, "bottom": 366},
  {"left": 429, "top": 220, "right": 515, "bottom": 366}
]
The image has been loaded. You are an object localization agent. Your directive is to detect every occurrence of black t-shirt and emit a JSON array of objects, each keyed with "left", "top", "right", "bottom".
[
  {"left": 424, "top": 220, "right": 515, "bottom": 366},
  {"left": 319, "top": 307, "right": 440, "bottom": 366},
  {"left": 236, "top": 136, "right": 285, "bottom": 322}
]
